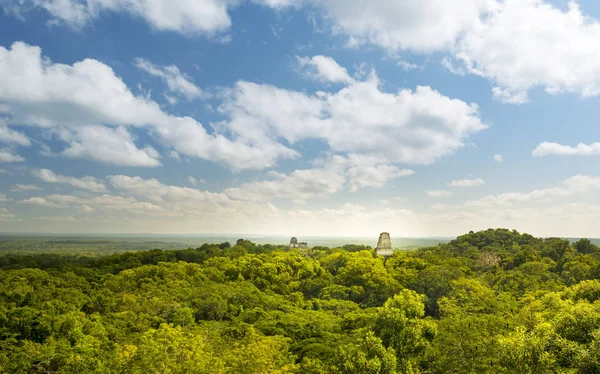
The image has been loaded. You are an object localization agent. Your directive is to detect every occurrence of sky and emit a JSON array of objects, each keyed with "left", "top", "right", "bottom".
[{"left": 1, "top": 0, "right": 600, "bottom": 238}]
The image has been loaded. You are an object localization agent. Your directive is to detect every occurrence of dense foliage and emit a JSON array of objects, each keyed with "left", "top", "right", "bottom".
[{"left": 2, "top": 229, "right": 600, "bottom": 373}]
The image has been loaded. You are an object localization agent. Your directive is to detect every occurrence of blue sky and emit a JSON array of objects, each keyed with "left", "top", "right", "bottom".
[{"left": 1, "top": 0, "right": 600, "bottom": 237}]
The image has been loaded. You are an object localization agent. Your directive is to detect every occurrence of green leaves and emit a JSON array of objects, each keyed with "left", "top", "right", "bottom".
[
  {"left": 337, "top": 332, "right": 397, "bottom": 374},
  {"left": 3, "top": 230, "right": 600, "bottom": 373}
]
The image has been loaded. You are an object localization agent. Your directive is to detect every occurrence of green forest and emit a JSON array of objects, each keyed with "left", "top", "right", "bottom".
[{"left": 2, "top": 229, "right": 600, "bottom": 373}]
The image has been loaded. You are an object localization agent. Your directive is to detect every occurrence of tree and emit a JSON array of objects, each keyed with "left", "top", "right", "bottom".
[
  {"left": 574, "top": 239, "right": 598, "bottom": 255},
  {"left": 337, "top": 332, "right": 397, "bottom": 374},
  {"left": 372, "top": 290, "right": 436, "bottom": 373},
  {"left": 497, "top": 324, "right": 556, "bottom": 374}
]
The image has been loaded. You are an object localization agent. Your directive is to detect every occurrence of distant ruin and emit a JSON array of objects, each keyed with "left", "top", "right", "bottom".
[
  {"left": 375, "top": 232, "right": 394, "bottom": 257},
  {"left": 289, "top": 237, "right": 308, "bottom": 249}
]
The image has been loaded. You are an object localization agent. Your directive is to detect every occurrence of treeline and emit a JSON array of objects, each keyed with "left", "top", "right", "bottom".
[{"left": 1, "top": 229, "right": 600, "bottom": 373}]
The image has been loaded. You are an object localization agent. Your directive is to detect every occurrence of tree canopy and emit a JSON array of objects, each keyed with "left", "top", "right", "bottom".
[{"left": 1, "top": 228, "right": 600, "bottom": 373}]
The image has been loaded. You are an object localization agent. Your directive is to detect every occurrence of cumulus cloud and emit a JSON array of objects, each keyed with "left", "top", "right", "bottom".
[
  {"left": 22, "top": 193, "right": 166, "bottom": 214},
  {"left": 297, "top": 55, "right": 354, "bottom": 84},
  {"left": 290, "top": 0, "right": 600, "bottom": 103},
  {"left": 532, "top": 142, "right": 600, "bottom": 157},
  {"left": 0, "top": 121, "right": 30, "bottom": 146},
  {"left": 34, "top": 169, "right": 108, "bottom": 192},
  {"left": 466, "top": 175, "right": 600, "bottom": 207},
  {"left": 0, "top": 42, "right": 293, "bottom": 170},
  {"left": 0, "top": 149, "right": 24, "bottom": 163},
  {"left": 22, "top": 196, "right": 66, "bottom": 208},
  {"left": 169, "top": 151, "right": 181, "bottom": 161},
  {"left": 0, "top": 207, "right": 17, "bottom": 221},
  {"left": 491, "top": 87, "right": 529, "bottom": 104},
  {"left": 454, "top": 0, "right": 600, "bottom": 101},
  {"left": 447, "top": 178, "right": 485, "bottom": 187},
  {"left": 2, "top": 0, "right": 239, "bottom": 35},
  {"left": 0, "top": 192, "right": 6, "bottom": 201},
  {"left": 225, "top": 161, "right": 346, "bottom": 204},
  {"left": 136, "top": 58, "right": 204, "bottom": 101},
  {"left": 59, "top": 126, "right": 162, "bottom": 167},
  {"left": 225, "top": 154, "right": 414, "bottom": 203},
  {"left": 108, "top": 175, "right": 228, "bottom": 204},
  {"left": 251, "top": 0, "right": 297, "bottom": 8},
  {"left": 493, "top": 154, "right": 503, "bottom": 163},
  {"left": 309, "top": 0, "right": 495, "bottom": 52},
  {"left": 10, "top": 1, "right": 600, "bottom": 105},
  {"left": 219, "top": 66, "right": 485, "bottom": 165},
  {"left": 0, "top": 44, "right": 486, "bottom": 171},
  {"left": 345, "top": 154, "right": 414, "bottom": 191},
  {"left": 310, "top": 0, "right": 600, "bottom": 102},
  {"left": 11, "top": 184, "right": 42, "bottom": 192}
]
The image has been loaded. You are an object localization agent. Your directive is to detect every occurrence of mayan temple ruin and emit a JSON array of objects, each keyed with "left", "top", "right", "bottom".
[
  {"left": 289, "top": 237, "right": 308, "bottom": 250},
  {"left": 375, "top": 232, "right": 394, "bottom": 257}
]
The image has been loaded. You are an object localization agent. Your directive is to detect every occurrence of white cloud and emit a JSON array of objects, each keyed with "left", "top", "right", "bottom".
[
  {"left": 0, "top": 192, "right": 6, "bottom": 201},
  {"left": 59, "top": 126, "right": 162, "bottom": 167},
  {"left": 22, "top": 196, "right": 65, "bottom": 208},
  {"left": 426, "top": 190, "right": 455, "bottom": 197},
  {"left": 22, "top": 193, "right": 166, "bottom": 215},
  {"left": 0, "top": 122, "right": 30, "bottom": 146},
  {"left": 108, "top": 175, "right": 228, "bottom": 204},
  {"left": 0, "top": 41, "right": 163, "bottom": 127},
  {"left": 136, "top": 58, "right": 204, "bottom": 101},
  {"left": 441, "top": 57, "right": 466, "bottom": 76},
  {"left": 466, "top": 175, "right": 600, "bottom": 208},
  {"left": 397, "top": 61, "right": 420, "bottom": 71},
  {"left": 0, "top": 42, "right": 292, "bottom": 170},
  {"left": 0, "top": 168, "right": 10, "bottom": 174},
  {"left": 79, "top": 205, "right": 95, "bottom": 212},
  {"left": 447, "top": 178, "right": 485, "bottom": 188},
  {"left": 493, "top": 154, "right": 503, "bottom": 163},
  {"left": 532, "top": 142, "right": 600, "bottom": 157},
  {"left": 309, "top": 0, "right": 496, "bottom": 52},
  {"left": 188, "top": 176, "right": 206, "bottom": 185},
  {"left": 455, "top": 0, "right": 600, "bottom": 101},
  {"left": 226, "top": 154, "right": 414, "bottom": 203},
  {"left": 0, "top": 207, "right": 17, "bottom": 221},
  {"left": 252, "top": 0, "right": 297, "bottom": 8},
  {"left": 225, "top": 159, "right": 347, "bottom": 204},
  {"left": 15, "top": 0, "right": 597, "bottom": 106},
  {"left": 297, "top": 55, "right": 354, "bottom": 84},
  {"left": 292, "top": 0, "right": 600, "bottom": 103},
  {"left": 34, "top": 169, "right": 108, "bottom": 192},
  {"left": 0, "top": 149, "right": 24, "bottom": 162},
  {"left": 309, "top": 0, "right": 600, "bottom": 102},
  {"left": 345, "top": 154, "right": 414, "bottom": 191},
  {"left": 11, "top": 184, "right": 42, "bottom": 192},
  {"left": 3, "top": 0, "right": 239, "bottom": 36},
  {"left": 491, "top": 87, "right": 529, "bottom": 104},
  {"left": 220, "top": 69, "right": 485, "bottom": 165},
  {"left": 0, "top": 43, "right": 486, "bottom": 171}
]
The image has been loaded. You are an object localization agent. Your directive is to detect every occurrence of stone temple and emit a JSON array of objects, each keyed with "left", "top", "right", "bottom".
[
  {"left": 375, "top": 232, "right": 394, "bottom": 257},
  {"left": 289, "top": 237, "right": 308, "bottom": 250}
]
